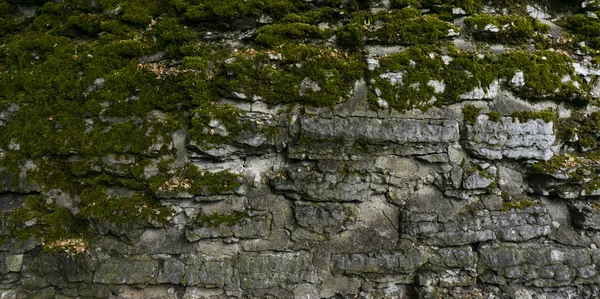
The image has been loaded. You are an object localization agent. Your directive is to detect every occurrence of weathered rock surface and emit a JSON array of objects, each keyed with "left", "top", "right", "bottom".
[
  {"left": 301, "top": 116, "right": 460, "bottom": 144},
  {"left": 4, "top": 1, "right": 600, "bottom": 299},
  {"left": 464, "top": 115, "right": 556, "bottom": 160}
]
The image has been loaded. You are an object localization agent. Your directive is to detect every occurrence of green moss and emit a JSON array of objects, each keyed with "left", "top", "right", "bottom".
[
  {"left": 215, "top": 45, "right": 365, "bottom": 107},
  {"left": 261, "top": 126, "right": 281, "bottom": 141},
  {"left": 183, "top": 0, "right": 304, "bottom": 24},
  {"left": 0, "top": 0, "right": 26, "bottom": 37},
  {"left": 531, "top": 154, "right": 568, "bottom": 174},
  {"left": 149, "top": 164, "right": 241, "bottom": 196},
  {"left": 562, "top": 14, "right": 600, "bottom": 50},
  {"left": 530, "top": 154, "right": 592, "bottom": 183},
  {"left": 5, "top": 195, "right": 84, "bottom": 241},
  {"left": 253, "top": 22, "right": 328, "bottom": 48},
  {"left": 187, "top": 104, "right": 243, "bottom": 148},
  {"left": 5, "top": 188, "right": 168, "bottom": 252},
  {"left": 337, "top": 22, "right": 365, "bottom": 46},
  {"left": 146, "top": 18, "right": 195, "bottom": 57},
  {"left": 502, "top": 199, "right": 534, "bottom": 211},
  {"left": 579, "top": 135, "right": 597, "bottom": 149},
  {"left": 462, "top": 104, "right": 482, "bottom": 125},
  {"left": 487, "top": 111, "right": 501, "bottom": 122},
  {"left": 556, "top": 111, "right": 600, "bottom": 152},
  {"left": 187, "top": 166, "right": 241, "bottom": 195},
  {"left": 337, "top": 8, "right": 457, "bottom": 46},
  {"left": 497, "top": 50, "right": 582, "bottom": 98},
  {"left": 280, "top": 7, "right": 342, "bottom": 24},
  {"left": 511, "top": 109, "right": 556, "bottom": 123},
  {"left": 79, "top": 189, "right": 169, "bottom": 225},
  {"left": 196, "top": 211, "right": 249, "bottom": 228},
  {"left": 392, "top": 0, "right": 483, "bottom": 14},
  {"left": 392, "top": 0, "right": 420, "bottom": 7},
  {"left": 371, "top": 46, "right": 583, "bottom": 112},
  {"left": 465, "top": 14, "right": 550, "bottom": 44}
]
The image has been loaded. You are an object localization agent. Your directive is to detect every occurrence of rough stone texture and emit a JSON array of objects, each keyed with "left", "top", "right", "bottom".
[
  {"left": 93, "top": 256, "right": 159, "bottom": 285},
  {"left": 3, "top": 2, "right": 600, "bottom": 299},
  {"left": 567, "top": 201, "right": 600, "bottom": 230},
  {"left": 239, "top": 251, "right": 317, "bottom": 290},
  {"left": 270, "top": 163, "right": 372, "bottom": 202},
  {"left": 294, "top": 201, "right": 358, "bottom": 234},
  {"left": 464, "top": 115, "right": 556, "bottom": 160},
  {"left": 479, "top": 242, "right": 600, "bottom": 287},
  {"left": 331, "top": 248, "right": 427, "bottom": 277},
  {"left": 402, "top": 203, "right": 552, "bottom": 246},
  {"left": 185, "top": 214, "right": 271, "bottom": 241},
  {"left": 301, "top": 116, "right": 460, "bottom": 144},
  {"left": 181, "top": 254, "right": 234, "bottom": 287}
]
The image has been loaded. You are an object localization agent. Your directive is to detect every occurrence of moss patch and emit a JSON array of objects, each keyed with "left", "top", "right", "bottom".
[
  {"left": 150, "top": 164, "right": 241, "bottom": 196},
  {"left": 562, "top": 13, "right": 600, "bottom": 50},
  {"left": 370, "top": 45, "right": 584, "bottom": 112},
  {"left": 487, "top": 111, "right": 501, "bottom": 122},
  {"left": 187, "top": 104, "right": 244, "bottom": 148},
  {"left": 465, "top": 14, "right": 550, "bottom": 44},
  {"left": 556, "top": 111, "right": 600, "bottom": 152},
  {"left": 392, "top": 0, "right": 483, "bottom": 14},
  {"left": 463, "top": 104, "right": 482, "bottom": 124},
  {"left": 254, "top": 22, "right": 329, "bottom": 48},
  {"left": 337, "top": 8, "right": 457, "bottom": 46},
  {"left": 511, "top": 109, "right": 556, "bottom": 123},
  {"left": 215, "top": 45, "right": 365, "bottom": 107}
]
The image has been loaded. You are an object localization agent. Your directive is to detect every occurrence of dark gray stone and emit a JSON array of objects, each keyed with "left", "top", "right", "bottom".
[
  {"left": 294, "top": 201, "right": 358, "bottom": 234},
  {"left": 238, "top": 251, "right": 317, "bottom": 290},
  {"left": 181, "top": 254, "right": 233, "bottom": 287},
  {"left": 331, "top": 249, "right": 427, "bottom": 276},
  {"left": 93, "top": 255, "right": 158, "bottom": 284}
]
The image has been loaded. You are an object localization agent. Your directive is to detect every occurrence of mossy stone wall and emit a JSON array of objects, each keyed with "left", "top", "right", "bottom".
[{"left": 2, "top": 0, "right": 600, "bottom": 298}]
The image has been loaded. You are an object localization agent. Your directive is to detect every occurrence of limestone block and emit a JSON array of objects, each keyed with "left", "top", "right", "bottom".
[
  {"left": 301, "top": 116, "right": 460, "bottom": 144},
  {"left": 93, "top": 256, "right": 158, "bottom": 285},
  {"left": 294, "top": 201, "right": 358, "bottom": 234},
  {"left": 464, "top": 115, "right": 555, "bottom": 160},
  {"left": 239, "top": 252, "right": 317, "bottom": 290}
]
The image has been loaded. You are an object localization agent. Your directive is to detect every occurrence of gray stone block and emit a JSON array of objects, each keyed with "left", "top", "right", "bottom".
[
  {"left": 239, "top": 252, "right": 317, "bottom": 290},
  {"left": 464, "top": 115, "right": 555, "bottom": 160}
]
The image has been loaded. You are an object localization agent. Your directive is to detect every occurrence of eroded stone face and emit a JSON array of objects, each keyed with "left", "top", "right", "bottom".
[
  {"left": 464, "top": 115, "right": 556, "bottom": 161},
  {"left": 6, "top": 1, "right": 600, "bottom": 299},
  {"left": 301, "top": 116, "right": 460, "bottom": 144},
  {"left": 239, "top": 251, "right": 317, "bottom": 290}
]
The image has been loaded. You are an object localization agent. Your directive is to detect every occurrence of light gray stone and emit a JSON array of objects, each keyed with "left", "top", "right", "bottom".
[
  {"left": 6, "top": 255, "right": 23, "bottom": 273},
  {"left": 270, "top": 165, "right": 371, "bottom": 202},
  {"left": 463, "top": 172, "right": 493, "bottom": 189},
  {"left": 301, "top": 116, "right": 459, "bottom": 144},
  {"left": 464, "top": 115, "right": 555, "bottom": 160}
]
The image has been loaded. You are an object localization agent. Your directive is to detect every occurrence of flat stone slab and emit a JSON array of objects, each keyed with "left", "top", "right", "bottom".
[
  {"left": 301, "top": 116, "right": 460, "bottom": 143},
  {"left": 464, "top": 115, "right": 555, "bottom": 160}
]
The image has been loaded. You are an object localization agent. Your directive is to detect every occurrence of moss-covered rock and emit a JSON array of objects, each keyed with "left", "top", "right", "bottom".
[
  {"left": 337, "top": 8, "right": 457, "bottom": 46},
  {"left": 215, "top": 45, "right": 365, "bottom": 106},
  {"left": 465, "top": 14, "right": 550, "bottom": 44},
  {"left": 370, "top": 45, "right": 584, "bottom": 112}
]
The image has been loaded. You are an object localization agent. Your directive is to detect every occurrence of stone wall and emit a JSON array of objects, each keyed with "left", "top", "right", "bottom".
[{"left": 3, "top": 0, "right": 600, "bottom": 298}]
